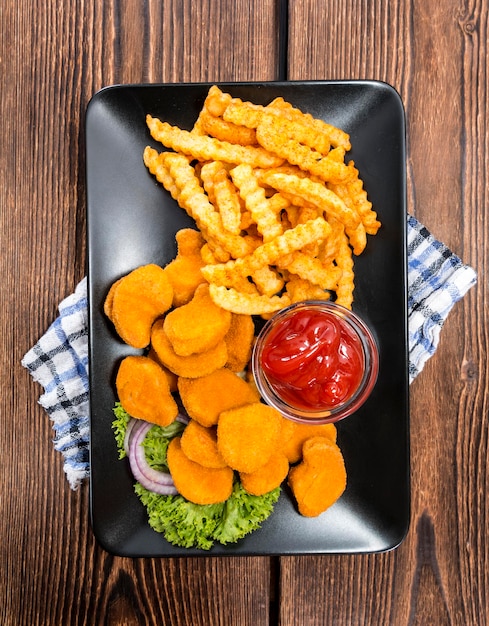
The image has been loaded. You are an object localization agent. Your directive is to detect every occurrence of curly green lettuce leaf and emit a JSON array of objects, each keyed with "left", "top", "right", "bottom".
[
  {"left": 142, "top": 420, "right": 186, "bottom": 471},
  {"left": 111, "top": 402, "right": 185, "bottom": 465},
  {"left": 213, "top": 482, "right": 281, "bottom": 545},
  {"left": 135, "top": 484, "right": 225, "bottom": 550},
  {"left": 111, "top": 402, "right": 131, "bottom": 459},
  {"left": 134, "top": 481, "right": 280, "bottom": 550}
]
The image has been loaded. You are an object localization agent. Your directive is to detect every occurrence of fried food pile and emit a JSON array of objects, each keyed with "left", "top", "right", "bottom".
[
  {"left": 104, "top": 86, "right": 382, "bottom": 518},
  {"left": 144, "top": 85, "right": 380, "bottom": 314}
]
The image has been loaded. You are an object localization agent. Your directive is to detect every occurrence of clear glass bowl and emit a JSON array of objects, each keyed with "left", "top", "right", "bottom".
[{"left": 252, "top": 301, "right": 379, "bottom": 424}]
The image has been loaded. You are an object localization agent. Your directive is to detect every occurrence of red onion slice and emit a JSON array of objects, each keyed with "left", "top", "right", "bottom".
[
  {"left": 123, "top": 418, "right": 137, "bottom": 456},
  {"left": 127, "top": 419, "right": 178, "bottom": 495}
]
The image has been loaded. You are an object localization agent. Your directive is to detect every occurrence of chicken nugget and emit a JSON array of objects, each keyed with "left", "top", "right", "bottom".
[
  {"left": 288, "top": 436, "right": 346, "bottom": 517},
  {"left": 103, "top": 277, "right": 123, "bottom": 321},
  {"left": 217, "top": 402, "right": 283, "bottom": 473},
  {"left": 108, "top": 264, "right": 173, "bottom": 349},
  {"left": 167, "top": 436, "right": 234, "bottom": 505},
  {"left": 164, "top": 228, "right": 206, "bottom": 306},
  {"left": 178, "top": 367, "right": 260, "bottom": 427},
  {"left": 151, "top": 318, "right": 228, "bottom": 378},
  {"left": 239, "top": 451, "right": 289, "bottom": 496},
  {"left": 146, "top": 347, "right": 178, "bottom": 392},
  {"left": 224, "top": 313, "right": 255, "bottom": 372},
  {"left": 115, "top": 355, "right": 178, "bottom": 427},
  {"left": 281, "top": 422, "right": 337, "bottom": 464},
  {"left": 163, "top": 283, "right": 232, "bottom": 356},
  {"left": 180, "top": 420, "right": 227, "bottom": 468}
]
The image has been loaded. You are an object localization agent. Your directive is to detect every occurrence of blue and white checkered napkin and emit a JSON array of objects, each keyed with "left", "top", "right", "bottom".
[
  {"left": 22, "top": 216, "right": 476, "bottom": 489},
  {"left": 22, "top": 278, "right": 89, "bottom": 489}
]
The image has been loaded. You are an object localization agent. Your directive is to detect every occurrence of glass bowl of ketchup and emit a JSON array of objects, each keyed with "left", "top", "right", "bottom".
[{"left": 252, "top": 301, "right": 379, "bottom": 424}]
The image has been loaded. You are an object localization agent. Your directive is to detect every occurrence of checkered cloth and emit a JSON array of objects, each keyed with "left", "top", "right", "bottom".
[
  {"left": 22, "top": 278, "right": 89, "bottom": 489},
  {"left": 22, "top": 216, "right": 476, "bottom": 489}
]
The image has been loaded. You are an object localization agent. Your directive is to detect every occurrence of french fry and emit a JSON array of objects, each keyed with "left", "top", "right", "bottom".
[
  {"left": 260, "top": 171, "right": 360, "bottom": 230},
  {"left": 143, "top": 85, "right": 381, "bottom": 315},
  {"left": 230, "top": 163, "right": 283, "bottom": 241},
  {"left": 255, "top": 115, "right": 350, "bottom": 183},
  {"left": 146, "top": 115, "right": 284, "bottom": 169}
]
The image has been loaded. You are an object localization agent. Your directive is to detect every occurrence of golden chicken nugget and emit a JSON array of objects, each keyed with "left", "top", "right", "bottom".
[
  {"left": 180, "top": 420, "right": 228, "bottom": 469},
  {"left": 163, "top": 283, "right": 232, "bottom": 356},
  {"left": 115, "top": 355, "right": 178, "bottom": 427},
  {"left": 103, "top": 277, "right": 123, "bottom": 321},
  {"left": 288, "top": 437, "right": 346, "bottom": 517},
  {"left": 167, "top": 437, "right": 234, "bottom": 505},
  {"left": 281, "top": 422, "right": 337, "bottom": 464},
  {"left": 163, "top": 228, "right": 206, "bottom": 307},
  {"left": 224, "top": 313, "right": 255, "bottom": 372},
  {"left": 217, "top": 402, "right": 283, "bottom": 473},
  {"left": 178, "top": 367, "right": 260, "bottom": 427},
  {"left": 151, "top": 319, "right": 228, "bottom": 378},
  {"left": 146, "top": 347, "right": 179, "bottom": 392},
  {"left": 239, "top": 451, "right": 289, "bottom": 496},
  {"left": 109, "top": 264, "right": 173, "bottom": 349}
]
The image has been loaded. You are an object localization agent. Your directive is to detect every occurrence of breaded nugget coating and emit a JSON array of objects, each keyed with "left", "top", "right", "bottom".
[
  {"left": 224, "top": 313, "right": 255, "bottom": 372},
  {"left": 151, "top": 319, "right": 227, "bottom": 378},
  {"left": 146, "top": 347, "right": 179, "bottom": 392},
  {"left": 108, "top": 264, "right": 173, "bottom": 349},
  {"left": 217, "top": 402, "right": 283, "bottom": 473},
  {"left": 103, "top": 277, "right": 123, "bottom": 321},
  {"left": 281, "top": 422, "right": 337, "bottom": 464},
  {"left": 167, "top": 437, "right": 234, "bottom": 505},
  {"left": 178, "top": 368, "right": 260, "bottom": 428},
  {"left": 163, "top": 283, "right": 232, "bottom": 356},
  {"left": 115, "top": 355, "right": 178, "bottom": 427},
  {"left": 288, "top": 437, "right": 346, "bottom": 517},
  {"left": 163, "top": 228, "right": 207, "bottom": 307},
  {"left": 180, "top": 420, "right": 227, "bottom": 468},
  {"left": 239, "top": 451, "right": 289, "bottom": 496}
]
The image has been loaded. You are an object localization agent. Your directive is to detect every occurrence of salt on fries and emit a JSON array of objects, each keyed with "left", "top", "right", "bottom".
[{"left": 144, "top": 85, "right": 380, "bottom": 314}]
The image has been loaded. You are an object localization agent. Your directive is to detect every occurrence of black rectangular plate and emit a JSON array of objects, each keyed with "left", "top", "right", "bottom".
[{"left": 86, "top": 81, "right": 409, "bottom": 557}]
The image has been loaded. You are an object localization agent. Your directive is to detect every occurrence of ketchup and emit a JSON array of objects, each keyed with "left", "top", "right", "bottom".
[{"left": 259, "top": 308, "right": 365, "bottom": 412}]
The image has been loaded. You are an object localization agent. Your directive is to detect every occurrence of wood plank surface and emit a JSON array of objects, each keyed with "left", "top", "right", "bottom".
[
  {"left": 284, "top": 2, "right": 488, "bottom": 625},
  {"left": 1, "top": 0, "right": 487, "bottom": 624},
  {"left": 1, "top": 2, "right": 278, "bottom": 625}
]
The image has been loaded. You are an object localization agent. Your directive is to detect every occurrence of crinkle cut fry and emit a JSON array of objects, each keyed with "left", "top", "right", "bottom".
[
  {"left": 209, "top": 284, "right": 291, "bottom": 315},
  {"left": 328, "top": 162, "right": 381, "bottom": 235},
  {"left": 143, "top": 147, "right": 180, "bottom": 200},
  {"left": 278, "top": 251, "right": 341, "bottom": 291},
  {"left": 230, "top": 163, "right": 283, "bottom": 241},
  {"left": 201, "top": 217, "right": 332, "bottom": 286},
  {"left": 146, "top": 115, "right": 284, "bottom": 169},
  {"left": 223, "top": 97, "right": 351, "bottom": 151},
  {"left": 157, "top": 152, "right": 254, "bottom": 259},
  {"left": 212, "top": 166, "right": 243, "bottom": 235},
  {"left": 333, "top": 222, "right": 355, "bottom": 310},
  {"left": 192, "top": 87, "right": 256, "bottom": 144},
  {"left": 255, "top": 116, "right": 350, "bottom": 184},
  {"left": 260, "top": 171, "right": 360, "bottom": 230}
]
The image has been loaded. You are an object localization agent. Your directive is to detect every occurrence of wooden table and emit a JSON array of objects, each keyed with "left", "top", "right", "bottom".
[{"left": 2, "top": 1, "right": 487, "bottom": 624}]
